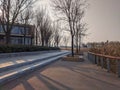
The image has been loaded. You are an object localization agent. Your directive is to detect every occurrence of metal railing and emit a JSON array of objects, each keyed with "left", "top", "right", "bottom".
[{"left": 88, "top": 52, "right": 120, "bottom": 77}]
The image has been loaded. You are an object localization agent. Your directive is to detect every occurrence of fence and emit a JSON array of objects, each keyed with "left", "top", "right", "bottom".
[{"left": 88, "top": 52, "right": 120, "bottom": 77}]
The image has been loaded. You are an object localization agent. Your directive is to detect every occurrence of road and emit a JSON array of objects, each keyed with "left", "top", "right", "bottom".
[{"left": 1, "top": 55, "right": 120, "bottom": 90}]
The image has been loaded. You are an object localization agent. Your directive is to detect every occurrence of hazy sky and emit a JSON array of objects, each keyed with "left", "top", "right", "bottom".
[
  {"left": 84, "top": 0, "right": 120, "bottom": 43},
  {"left": 38, "top": 0, "right": 120, "bottom": 43}
]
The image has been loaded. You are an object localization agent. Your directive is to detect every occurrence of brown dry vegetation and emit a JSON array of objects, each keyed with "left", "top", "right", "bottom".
[
  {"left": 89, "top": 41, "right": 120, "bottom": 74},
  {"left": 89, "top": 41, "right": 120, "bottom": 57}
]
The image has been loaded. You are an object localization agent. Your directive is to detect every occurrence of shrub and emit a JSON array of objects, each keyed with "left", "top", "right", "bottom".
[{"left": 0, "top": 45, "right": 60, "bottom": 53}]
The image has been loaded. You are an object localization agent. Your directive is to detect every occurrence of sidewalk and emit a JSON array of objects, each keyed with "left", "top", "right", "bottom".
[{"left": 1, "top": 55, "right": 120, "bottom": 90}]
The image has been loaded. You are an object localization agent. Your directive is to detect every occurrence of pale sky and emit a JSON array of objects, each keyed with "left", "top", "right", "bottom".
[
  {"left": 84, "top": 0, "right": 120, "bottom": 43},
  {"left": 37, "top": 0, "right": 120, "bottom": 43}
]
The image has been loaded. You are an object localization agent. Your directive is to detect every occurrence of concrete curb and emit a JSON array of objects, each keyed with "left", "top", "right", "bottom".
[
  {"left": 0, "top": 50, "right": 60, "bottom": 58},
  {"left": 0, "top": 52, "right": 67, "bottom": 73}
]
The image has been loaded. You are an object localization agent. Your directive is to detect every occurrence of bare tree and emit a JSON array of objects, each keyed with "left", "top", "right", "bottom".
[
  {"left": 52, "top": 22, "right": 61, "bottom": 47},
  {"left": 44, "top": 20, "right": 53, "bottom": 47},
  {"left": 35, "top": 8, "right": 45, "bottom": 46},
  {"left": 0, "top": 0, "right": 36, "bottom": 44},
  {"left": 63, "top": 36, "right": 69, "bottom": 49},
  {"left": 35, "top": 7, "right": 54, "bottom": 47},
  {"left": 52, "top": 0, "right": 87, "bottom": 56},
  {"left": 54, "top": 30, "right": 61, "bottom": 47},
  {"left": 75, "top": 22, "right": 87, "bottom": 53},
  {"left": 44, "top": 29, "right": 53, "bottom": 47},
  {"left": 74, "top": 8, "right": 87, "bottom": 53},
  {"left": 78, "top": 23, "right": 87, "bottom": 52},
  {"left": 18, "top": 8, "right": 34, "bottom": 45}
]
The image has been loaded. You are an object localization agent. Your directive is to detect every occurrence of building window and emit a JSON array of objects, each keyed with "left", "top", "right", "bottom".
[
  {"left": 21, "top": 27, "right": 29, "bottom": 35},
  {"left": 11, "top": 26, "right": 30, "bottom": 35},
  {"left": 11, "top": 37, "right": 31, "bottom": 45},
  {"left": 0, "top": 25, "right": 4, "bottom": 33},
  {"left": 11, "top": 26, "right": 20, "bottom": 34},
  {"left": 18, "top": 37, "right": 23, "bottom": 44},
  {"left": 11, "top": 37, "right": 23, "bottom": 45},
  {"left": 25, "top": 37, "right": 31, "bottom": 45}
]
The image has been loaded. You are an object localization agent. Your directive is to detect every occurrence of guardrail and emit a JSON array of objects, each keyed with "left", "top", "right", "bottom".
[{"left": 88, "top": 52, "right": 120, "bottom": 77}]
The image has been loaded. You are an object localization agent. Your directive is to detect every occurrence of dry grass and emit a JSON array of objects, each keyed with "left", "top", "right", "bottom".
[
  {"left": 89, "top": 42, "right": 120, "bottom": 57},
  {"left": 89, "top": 41, "right": 120, "bottom": 73}
]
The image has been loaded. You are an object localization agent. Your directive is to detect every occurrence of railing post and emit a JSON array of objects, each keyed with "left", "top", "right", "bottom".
[
  {"left": 93, "top": 54, "right": 95, "bottom": 64},
  {"left": 88, "top": 52, "right": 89, "bottom": 60},
  {"left": 101, "top": 57, "right": 104, "bottom": 68},
  {"left": 89, "top": 53, "right": 92, "bottom": 62},
  {"left": 91, "top": 54, "right": 94, "bottom": 63},
  {"left": 107, "top": 58, "right": 110, "bottom": 72},
  {"left": 94, "top": 55, "right": 97, "bottom": 64},
  {"left": 117, "top": 60, "right": 120, "bottom": 77},
  {"left": 88, "top": 53, "right": 91, "bottom": 62},
  {"left": 96, "top": 55, "right": 99, "bottom": 66},
  {"left": 89, "top": 53, "right": 91, "bottom": 61}
]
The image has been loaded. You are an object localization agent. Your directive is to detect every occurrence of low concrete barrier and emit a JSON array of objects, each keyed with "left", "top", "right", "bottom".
[
  {"left": 0, "top": 51, "right": 67, "bottom": 73},
  {"left": 0, "top": 50, "right": 60, "bottom": 58}
]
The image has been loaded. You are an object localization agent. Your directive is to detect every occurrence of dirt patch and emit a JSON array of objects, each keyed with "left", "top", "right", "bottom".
[{"left": 62, "top": 55, "right": 84, "bottom": 62}]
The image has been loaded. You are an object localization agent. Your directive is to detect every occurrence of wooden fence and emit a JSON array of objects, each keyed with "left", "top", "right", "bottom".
[{"left": 88, "top": 52, "right": 120, "bottom": 77}]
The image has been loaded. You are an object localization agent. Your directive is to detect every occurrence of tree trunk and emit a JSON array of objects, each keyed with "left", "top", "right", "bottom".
[
  {"left": 24, "top": 35, "right": 26, "bottom": 45},
  {"left": 35, "top": 29, "right": 38, "bottom": 46},
  {"left": 31, "top": 38, "right": 32, "bottom": 46},
  {"left": 76, "top": 35, "right": 79, "bottom": 54},
  {"left": 24, "top": 25, "right": 27, "bottom": 45},
  {"left": 57, "top": 42, "right": 58, "bottom": 47},
  {"left": 45, "top": 41, "right": 48, "bottom": 47},
  {"left": 66, "top": 45, "right": 67, "bottom": 50},
  {"left": 78, "top": 35, "right": 81, "bottom": 54},
  {"left": 71, "top": 35, "right": 74, "bottom": 57},
  {"left": 5, "top": 33, "right": 11, "bottom": 45},
  {"left": 41, "top": 38, "right": 44, "bottom": 47}
]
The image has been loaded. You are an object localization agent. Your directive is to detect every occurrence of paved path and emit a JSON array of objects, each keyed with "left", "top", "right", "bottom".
[
  {"left": 1, "top": 55, "right": 120, "bottom": 90},
  {"left": 0, "top": 51, "right": 65, "bottom": 69}
]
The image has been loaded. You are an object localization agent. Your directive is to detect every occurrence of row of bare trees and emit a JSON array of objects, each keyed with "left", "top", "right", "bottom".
[
  {"left": 52, "top": 0, "right": 88, "bottom": 56},
  {"left": 0, "top": 0, "right": 62, "bottom": 47},
  {"left": 35, "top": 8, "right": 61, "bottom": 47}
]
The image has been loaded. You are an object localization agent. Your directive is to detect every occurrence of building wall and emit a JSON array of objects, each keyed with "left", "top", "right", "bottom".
[
  {"left": 0, "top": 24, "right": 34, "bottom": 45},
  {"left": 10, "top": 37, "right": 32, "bottom": 45}
]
